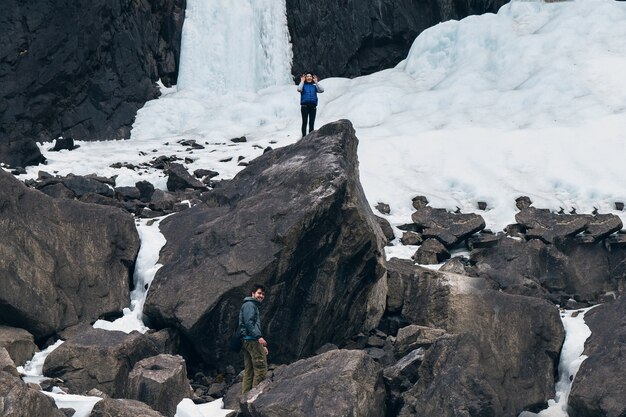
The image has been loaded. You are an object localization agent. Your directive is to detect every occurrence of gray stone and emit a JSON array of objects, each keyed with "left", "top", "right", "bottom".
[
  {"left": 89, "top": 398, "right": 165, "bottom": 417},
  {"left": 60, "top": 175, "right": 114, "bottom": 197},
  {"left": 144, "top": 121, "right": 387, "bottom": 366},
  {"left": 0, "top": 326, "right": 38, "bottom": 366},
  {"left": 127, "top": 354, "right": 192, "bottom": 417},
  {"left": 375, "top": 202, "right": 390, "bottom": 215},
  {"left": 515, "top": 196, "right": 533, "bottom": 210},
  {"left": 0, "top": 347, "right": 65, "bottom": 417},
  {"left": 395, "top": 273, "right": 564, "bottom": 417},
  {"left": 411, "top": 207, "right": 485, "bottom": 246},
  {"left": 0, "top": 170, "right": 139, "bottom": 339},
  {"left": 42, "top": 328, "right": 162, "bottom": 397},
  {"left": 39, "top": 182, "right": 75, "bottom": 199},
  {"left": 515, "top": 208, "right": 589, "bottom": 243},
  {"left": 240, "top": 350, "right": 385, "bottom": 417},
  {"left": 394, "top": 325, "right": 446, "bottom": 358},
  {"left": 375, "top": 215, "right": 395, "bottom": 244},
  {"left": 400, "top": 231, "right": 422, "bottom": 246},
  {"left": 413, "top": 238, "right": 450, "bottom": 264},
  {"left": 166, "top": 163, "right": 206, "bottom": 191},
  {"left": 411, "top": 195, "right": 429, "bottom": 210}
]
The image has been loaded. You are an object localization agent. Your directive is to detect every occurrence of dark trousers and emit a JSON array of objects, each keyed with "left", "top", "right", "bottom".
[{"left": 301, "top": 104, "right": 317, "bottom": 137}]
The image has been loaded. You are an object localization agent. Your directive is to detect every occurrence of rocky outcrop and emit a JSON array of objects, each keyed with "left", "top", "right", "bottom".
[
  {"left": 42, "top": 328, "right": 165, "bottom": 397},
  {"left": 0, "top": 326, "right": 38, "bottom": 366},
  {"left": 569, "top": 297, "right": 626, "bottom": 417},
  {"left": 0, "top": 0, "right": 185, "bottom": 168},
  {"left": 0, "top": 169, "right": 139, "bottom": 339},
  {"left": 90, "top": 398, "right": 165, "bottom": 417},
  {"left": 144, "top": 120, "right": 387, "bottom": 366},
  {"left": 240, "top": 349, "right": 385, "bottom": 417},
  {"left": 471, "top": 235, "right": 626, "bottom": 303},
  {"left": 286, "top": 0, "right": 509, "bottom": 78},
  {"left": 127, "top": 354, "right": 192, "bottom": 417},
  {"left": 0, "top": 348, "right": 66, "bottom": 417},
  {"left": 383, "top": 260, "right": 564, "bottom": 417}
]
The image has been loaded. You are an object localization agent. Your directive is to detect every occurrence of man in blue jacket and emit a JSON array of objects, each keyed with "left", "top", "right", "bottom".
[
  {"left": 239, "top": 284, "right": 268, "bottom": 393},
  {"left": 298, "top": 72, "right": 324, "bottom": 137}
]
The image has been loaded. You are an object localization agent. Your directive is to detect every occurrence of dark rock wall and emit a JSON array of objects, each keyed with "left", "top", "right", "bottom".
[
  {"left": 0, "top": 0, "right": 185, "bottom": 167},
  {"left": 286, "top": 0, "right": 509, "bottom": 79}
]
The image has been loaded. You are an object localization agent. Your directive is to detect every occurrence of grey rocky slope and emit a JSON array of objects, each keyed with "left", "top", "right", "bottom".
[
  {"left": 0, "top": 169, "right": 139, "bottom": 340},
  {"left": 144, "top": 120, "right": 387, "bottom": 366}
]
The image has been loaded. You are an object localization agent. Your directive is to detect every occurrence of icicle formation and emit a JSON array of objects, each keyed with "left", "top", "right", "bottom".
[{"left": 177, "top": 0, "right": 293, "bottom": 93}]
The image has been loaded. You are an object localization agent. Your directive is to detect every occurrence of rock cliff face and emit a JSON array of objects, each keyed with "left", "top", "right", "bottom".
[
  {"left": 286, "top": 0, "right": 509, "bottom": 78},
  {"left": 0, "top": 0, "right": 185, "bottom": 168}
]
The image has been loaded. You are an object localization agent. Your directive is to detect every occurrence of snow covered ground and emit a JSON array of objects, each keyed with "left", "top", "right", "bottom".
[{"left": 12, "top": 0, "right": 626, "bottom": 415}]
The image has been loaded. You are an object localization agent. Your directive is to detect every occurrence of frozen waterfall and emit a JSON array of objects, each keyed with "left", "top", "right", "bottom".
[{"left": 177, "top": 0, "right": 293, "bottom": 93}]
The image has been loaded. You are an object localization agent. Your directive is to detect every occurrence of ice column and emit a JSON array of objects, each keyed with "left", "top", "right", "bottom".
[{"left": 177, "top": 0, "right": 293, "bottom": 93}]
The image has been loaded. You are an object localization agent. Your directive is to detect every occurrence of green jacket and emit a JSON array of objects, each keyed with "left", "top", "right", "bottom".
[{"left": 239, "top": 297, "right": 262, "bottom": 340}]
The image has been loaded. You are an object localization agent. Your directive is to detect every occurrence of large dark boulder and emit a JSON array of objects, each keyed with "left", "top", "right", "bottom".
[
  {"left": 144, "top": 120, "right": 387, "bottom": 366},
  {"left": 90, "top": 398, "right": 165, "bottom": 417},
  {"left": 385, "top": 260, "right": 564, "bottom": 417},
  {"left": 471, "top": 237, "right": 626, "bottom": 302},
  {"left": 569, "top": 297, "right": 626, "bottom": 417},
  {"left": 0, "top": 347, "right": 66, "bottom": 417},
  {"left": 0, "top": 0, "right": 185, "bottom": 168},
  {"left": 0, "top": 170, "right": 139, "bottom": 340},
  {"left": 0, "top": 325, "right": 38, "bottom": 366},
  {"left": 411, "top": 206, "right": 485, "bottom": 247},
  {"left": 240, "top": 349, "right": 385, "bottom": 417},
  {"left": 286, "top": 0, "right": 509, "bottom": 78},
  {"left": 127, "top": 354, "right": 192, "bottom": 417},
  {"left": 42, "top": 327, "right": 165, "bottom": 397}
]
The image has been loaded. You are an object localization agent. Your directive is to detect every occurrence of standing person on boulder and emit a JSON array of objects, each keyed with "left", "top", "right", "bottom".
[
  {"left": 298, "top": 72, "right": 324, "bottom": 137},
  {"left": 239, "top": 284, "right": 269, "bottom": 394}
]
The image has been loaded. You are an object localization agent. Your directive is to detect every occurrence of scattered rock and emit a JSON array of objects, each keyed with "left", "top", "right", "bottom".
[
  {"left": 477, "top": 201, "right": 487, "bottom": 210},
  {"left": 166, "top": 163, "right": 206, "bottom": 191},
  {"left": 411, "top": 195, "right": 429, "bottom": 210},
  {"left": 467, "top": 231, "right": 501, "bottom": 250},
  {"left": 515, "top": 208, "right": 589, "bottom": 244},
  {"left": 90, "top": 398, "right": 165, "bottom": 417},
  {"left": 240, "top": 350, "right": 385, "bottom": 417},
  {"left": 52, "top": 136, "right": 76, "bottom": 151},
  {"left": 375, "top": 215, "right": 395, "bottom": 244},
  {"left": 400, "top": 231, "right": 422, "bottom": 246},
  {"left": 127, "top": 354, "right": 192, "bottom": 417},
  {"left": 0, "top": 326, "right": 38, "bottom": 366},
  {"left": 413, "top": 238, "right": 450, "bottom": 264},
  {"left": 411, "top": 206, "right": 485, "bottom": 246},
  {"left": 193, "top": 169, "right": 219, "bottom": 179},
  {"left": 394, "top": 325, "right": 446, "bottom": 358},
  {"left": 230, "top": 136, "right": 247, "bottom": 143},
  {"left": 42, "top": 328, "right": 163, "bottom": 397},
  {"left": 515, "top": 196, "right": 533, "bottom": 210},
  {"left": 375, "top": 202, "right": 390, "bottom": 215},
  {"left": 615, "top": 202, "right": 624, "bottom": 211}
]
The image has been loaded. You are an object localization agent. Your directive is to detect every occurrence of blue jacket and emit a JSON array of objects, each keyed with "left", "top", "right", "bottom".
[
  {"left": 298, "top": 81, "right": 324, "bottom": 106},
  {"left": 238, "top": 297, "right": 262, "bottom": 340}
]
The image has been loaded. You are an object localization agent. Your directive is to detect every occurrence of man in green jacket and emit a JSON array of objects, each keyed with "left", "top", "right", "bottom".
[{"left": 239, "top": 284, "right": 268, "bottom": 393}]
